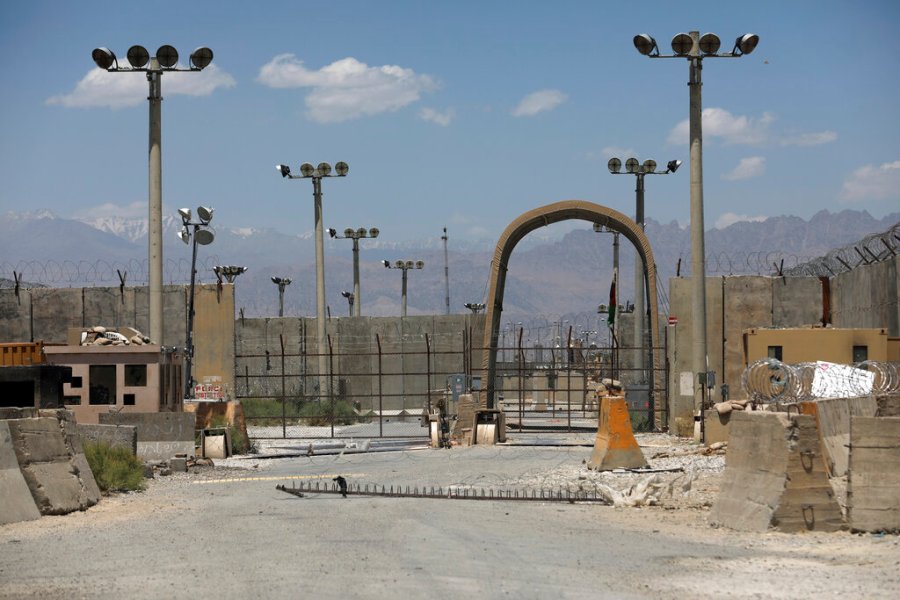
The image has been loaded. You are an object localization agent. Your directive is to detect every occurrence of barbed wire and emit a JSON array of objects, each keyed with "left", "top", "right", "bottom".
[
  {"left": 783, "top": 222, "right": 899, "bottom": 277},
  {"left": 741, "top": 358, "right": 900, "bottom": 403},
  {"left": 0, "top": 256, "right": 223, "bottom": 286}
]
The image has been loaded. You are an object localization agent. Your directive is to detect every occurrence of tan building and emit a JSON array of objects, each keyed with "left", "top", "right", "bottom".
[
  {"left": 743, "top": 326, "right": 894, "bottom": 366},
  {"left": 44, "top": 345, "right": 182, "bottom": 424}
]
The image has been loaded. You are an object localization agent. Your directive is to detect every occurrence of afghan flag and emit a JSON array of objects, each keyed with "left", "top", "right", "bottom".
[{"left": 608, "top": 267, "right": 617, "bottom": 327}]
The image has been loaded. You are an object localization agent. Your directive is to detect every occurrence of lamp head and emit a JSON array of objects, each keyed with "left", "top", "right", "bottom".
[
  {"left": 197, "top": 206, "right": 214, "bottom": 224},
  {"left": 334, "top": 161, "right": 349, "bottom": 176},
  {"left": 396, "top": 260, "right": 406, "bottom": 269},
  {"left": 733, "top": 33, "right": 759, "bottom": 56},
  {"left": 667, "top": 159, "right": 682, "bottom": 173},
  {"left": 189, "top": 47, "right": 214, "bottom": 70},
  {"left": 607, "top": 158, "right": 622, "bottom": 174},
  {"left": 699, "top": 33, "right": 721, "bottom": 55},
  {"left": 415, "top": 260, "right": 424, "bottom": 269},
  {"left": 300, "top": 163, "right": 315, "bottom": 177},
  {"left": 642, "top": 159, "right": 657, "bottom": 173},
  {"left": 317, "top": 162, "right": 332, "bottom": 177},
  {"left": 344, "top": 227, "right": 355, "bottom": 238},
  {"left": 178, "top": 227, "right": 191, "bottom": 245},
  {"left": 633, "top": 34, "right": 658, "bottom": 56},
  {"left": 276, "top": 164, "right": 291, "bottom": 177},
  {"left": 92, "top": 47, "right": 117, "bottom": 70},
  {"left": 382, "top": 260, "right": 390, "bottom": 268},
  {"left": 156, "top": 45, "right": 179, "bottom": 68},
  {"left": 341, "top": 291, "right": 352, "bottom": 299},
  {"left": 194, "top": 228, "right": 215, "bottom": 246},
  {"left": 271, "top": 276, "right": 281, "bottom": 284},
  {"left": 671, "top": 33, "right": 693, "bottom": 56},
  {"left": 126, "top": 45, "right": 150, "bottom": 68},
  {"left": 326, "top": 228, "right": 337, "bottom": 238},
  {"left": 356, "top": 227, "right": 367, "bottom": 238},
  {"left": 369, "top": 227, "right": 380, "bottom": 238},
  {"left": 625, "top": 158, "right": 639, "bottom": 174},
  {"left": 178, "top": 208, "right": 192, "bottom": 223}
]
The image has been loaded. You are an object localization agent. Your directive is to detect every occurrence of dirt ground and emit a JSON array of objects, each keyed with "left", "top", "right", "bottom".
[{"left": 1, "top": 436, "right": 898, "bottom": 599}]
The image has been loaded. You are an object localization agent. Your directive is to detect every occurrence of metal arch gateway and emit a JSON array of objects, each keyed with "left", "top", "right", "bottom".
[{"left": 479, "top": 200, "right": 662, "bottom": 427}]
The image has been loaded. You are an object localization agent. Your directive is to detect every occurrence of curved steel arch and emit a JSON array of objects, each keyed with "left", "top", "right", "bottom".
[{"left": 480, "top": 200, "right": 661, "bottom": 420}]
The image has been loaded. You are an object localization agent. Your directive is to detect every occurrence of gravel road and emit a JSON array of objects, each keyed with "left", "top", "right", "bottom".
[{"left": 1, "top": 435, "right": 898, "bottom": 599}]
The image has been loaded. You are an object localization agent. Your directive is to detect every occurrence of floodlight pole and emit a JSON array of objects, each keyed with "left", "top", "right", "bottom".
[
  {"left": 401, "top": 268, "right": 409, "bottom": 317},
  {"left": 184, "top": 223, "right": 199, "bottom": 399},
  {"left": 633, "top": 172, "right": 646, "bottom": 383},
  {"left": 442, "top": 227, "right": 450, "bottom": 315},
  {"left": 312, "top": 176, "right": 328, "bottom": 398},
  {"left": 148, "top": 59, "right": 164, "bottom": 346},
  {"left": 351, "top": 237, "right": 362, "bottom": 317}
]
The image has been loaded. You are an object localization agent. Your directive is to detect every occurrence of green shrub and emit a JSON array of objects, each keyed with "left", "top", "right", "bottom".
[
  {"left": 83, "top": 441, "right": 146, "bottom": 493},
  {"left": 299, "top": 399, "right": 360, "bottom": 426}
]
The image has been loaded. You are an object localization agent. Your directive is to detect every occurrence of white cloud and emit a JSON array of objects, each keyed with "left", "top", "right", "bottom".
[
  {"left": 74, "top": 201, "right": 146, "bottom": 220},
  {"left": 47, "top": 64, "right": 235, "bottom": 109},
  {"left": 780, "top": 131, "right": 837, "bottom": 146},
  {"left": 418, "top": 107, "right": 454, "bottom": 126},
  {"left": 257, "top": 54, "right": 438, "bottom": 123},
  {"left": 667, "top": 108, "right": 774, "bottom": 145},
  {"left": 722, "top": 156, "right": 766, "bottom": 181},
  {"left": 600, "top": 146, "right": 636, "bottom": 159},
  {"left": 714, "top": 213, "right": 768, "bottom": 229},
  {"left": 511, "top": 89, "right": 567, "bottom": 117},
  {"left": 840, "top": 160, "right": 900, "bottom": 203}
]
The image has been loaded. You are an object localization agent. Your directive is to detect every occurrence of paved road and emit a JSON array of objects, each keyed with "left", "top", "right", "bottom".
[{"left": 1, "top": 445, "right": 897, "bottom": 599}]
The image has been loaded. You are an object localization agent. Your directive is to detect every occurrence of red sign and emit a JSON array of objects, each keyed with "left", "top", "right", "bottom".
[{"left": 668, "top": 316, "right": 678, "bottom": 325}]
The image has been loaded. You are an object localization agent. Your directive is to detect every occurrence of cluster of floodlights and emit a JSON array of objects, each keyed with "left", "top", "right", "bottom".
[
  {"left": 214, "top": 265, "right": 247, "bottom": 283},
  {"left": 92, "top": 45, "right": 214, "bottom": 71},
  {"left": 327, "top": 227, "right": 379, "bottom": 240},
  {"left": 464, "top": 302, "right": 486, "bottom": 314},
  {"left": 382, "top": 260, "right": 424, "bottom": 270},
  {"left": 608, "top": 158, "right": 682, "bottom": 175},
  {"left": 276, "top": 162, "right": 349, "bottom": 179},
  {"left": 177, "top": 207, "right": 215, "bottom": 246},
  {"left": 633, "top": 32, "right": 759, "bottom": 58}
]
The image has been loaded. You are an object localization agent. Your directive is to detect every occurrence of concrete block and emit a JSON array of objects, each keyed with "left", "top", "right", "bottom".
[
  {"left": 848, "top": 416, "right": 900, "bottom": 532},
  {"left": 799, "top": 396, "right": 877, "bottom": 476},
  {"left": 169, "top": 457, "right": 188, "bottom": 472},
  {"left": 876, "top": 394, "right": 900, "bottom": 417},
  {"left": 0, "top": 421, "right": 41, "bottom": 525},
  {"left": 99, "top": 412, "right": 196, "bottom": 460},
  {"left": 6, "top": 417, "right": 99, "bottom": 515},
  {"left": 709, "top": 411, "right": 842, "bottom": 532},
  {"left": 703, "top": 409, "right": 731, "bottom": 445},
  {"left": 77, "top": 423, "right": 138, "bottom": 455}
]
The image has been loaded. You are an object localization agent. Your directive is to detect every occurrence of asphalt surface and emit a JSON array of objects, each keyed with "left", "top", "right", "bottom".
[{"left": 1, "top": 442, "right": 898, "bottom": 599}]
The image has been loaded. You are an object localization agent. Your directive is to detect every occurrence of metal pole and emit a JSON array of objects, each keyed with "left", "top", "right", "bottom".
[
  {"left": 634, "top": 173, "right": 645, "bottom": 384},
  {"left": 401, "top": 267, "right": 408, "bottom": 317},
  {"left": 352, "top": 238, "right": 361, "bottom": 317},
  {"left": 184, "top": 227, "right": 198, "bottom": 399},
  {"left": 313, "top": 177, "right": 328, "bottom": 400},
  {"left": 278, "top": 285, "right": 285, "bottom": 317},
  {"left": 147, "top": 60, "right": 163, "bottom": 345},
  {"left": 442, "top": 227, "right": 450, "bottom": 315},
  {"left": 688, "top": 31, "right": 709, "bottom": 412}
]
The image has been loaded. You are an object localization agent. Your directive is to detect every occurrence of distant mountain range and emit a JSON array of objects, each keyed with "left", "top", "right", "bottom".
[{"left": 2, "top": 209, "right": 897, "bottom": 322}]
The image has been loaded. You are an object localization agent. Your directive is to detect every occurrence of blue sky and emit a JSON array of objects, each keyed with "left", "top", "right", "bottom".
[{"left": 1, "top": 0, "right": 898, "bottom": 244}]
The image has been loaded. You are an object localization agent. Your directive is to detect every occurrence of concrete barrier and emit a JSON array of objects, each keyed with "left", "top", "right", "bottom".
[
  {"left": 586, "top": 396, "right": 648, "bottom": 471},
  {"left": 709, "top": 411, "right": 843, "bottom": 532},
  {"left": 799, "top": 396, "right": 877, "bottom": 477},
  {"left": 77, "top": 423, "right": 138, "bottom": 455},
  {"left": 0, "top": 420, "right": 41, "bottom": 525},
  {"left": 848, "top": 416, "right": 900, "bottom": 532},
  {"left": 99, "top": 412, "right": 196, "bottom": 460},
  {"left": 5, "top": 416, "right": 100, "bottom": 515}
]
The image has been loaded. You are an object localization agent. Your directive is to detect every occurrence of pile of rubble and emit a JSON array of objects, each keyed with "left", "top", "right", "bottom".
[{"left": 78, "top": 325, "right": 152, "bottom": 347}]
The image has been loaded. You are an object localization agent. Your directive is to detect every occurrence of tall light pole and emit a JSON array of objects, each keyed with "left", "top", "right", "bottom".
[
  {"left": 91, "top": 45, "right": 214, "bottom": 345},
  {"left": 327, "top": 227, "right": 378, "bottom": 316},
  {"left": 276, "top": 161, "right": 348, "bottom": 400},
  {"left": 177, "top": 206, "right": 215, "bottom": 399},
  {"left": 442, "top": 227, "right": 450, "bottom": 315},
  {"left": 271, "top": 277, "right": 292, "bottom": 317},
  {"left": 634, "top": 30, "right": 759, "bottom": 412},
  {"left": 594, "top": 223, "right": 621, "bottom": 356},
  {"left": 382, "top": 260, "right": 424, "bottom": 317},
  {"left": 607, "top": 156, "right": 680, "bottom": 384}
]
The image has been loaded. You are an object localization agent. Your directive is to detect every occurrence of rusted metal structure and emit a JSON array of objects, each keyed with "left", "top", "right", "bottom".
[{"left": 479, "top": 201, "right": 661, "bottom": 423}]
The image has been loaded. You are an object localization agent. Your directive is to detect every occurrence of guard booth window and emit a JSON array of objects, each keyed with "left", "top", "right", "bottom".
[
  {"left": 89, "top": 365, "right": 116, "bottom": 405},
  {"left": 767, "top": 346, "right": 783, "bottom": 361},
  {"left": 853, "top": 345, "right": 868, "bottom": 363}
]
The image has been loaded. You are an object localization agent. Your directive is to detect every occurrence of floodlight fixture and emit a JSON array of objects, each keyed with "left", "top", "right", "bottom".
[
  {"left": 156, "top": 45, "right": 178, "bottom": 68},
  {"left": 127, "top": 45, "right": 150, "bottom": 68},
  {"left": 178, "top": 208, "right": 192, "bottom": 223},
  {"left": 300, "top": 163, "right": 315, "bottom": 177},
  {"left": 327, "top": 228, "right": 337, "bottom": 238},
  {"left": 382, "top": 260, "right": 390, "bottom": 267},
  {"left": 197, "top": 206, "right": 214, "bottom": 224},
  {"left": 607, "top": 158, "right": 622, "bottom": 174},
  {"left": 397, "top": 260, "right": 406, "bottom": 269},
  {"left": 341, "top": 291, "right": 353, "bottom": 299},
  {"left": 625, "top": 158, "right": 639, "bottom": 173},
  {"left": 667, "top": 159, "right": 682, "bottom": 173},
  {"left": 415, "top": 260, "right": 424, "bottom": 269},
  {"left": 178, "top": 228, "right": 190, "bottom": 244},
  {"left": 195, "top": 228, "right": 215, "bottom": 246},
  {"left": 276, "top": 164, "right": 291, "bottom": 177},
  {"left": 317, "top": 162, "right": 332, "bottom": 176},
  {"left": 369, "top": 227, "right": 380, "bottom": 238},
  {"left": 92, "top": 47, "right": 117, "bottom": 70},
  {"left": 189, "top": 47, "right": 214, "bottom": 70},
  {"left": 335, "top": 161, "right": 349, "bottom": 176},
  {"left": 642, "top": 159, "right": 657, "bottom": 173},
  {"left": 464, "top": 302, "right": 486, "bottom": 314},
  {"left": 633, "top": 34, "right": 658, "bottom": 56},
  {"left": 671, "top": 33, "right": 693, "bottom": 55},
  {"left": 733, "top": 33, "right": 759, "bottom": 56},
  {"left": 345, "top": 227, "right": 355, "bottom": 238},
  {"left": 356, "top": 227, "right": 367, "bottom": 237},
  {"left": 214, "top": 265, "right": 246, "bottom": 282},
  {"left": 698, "top": 33, "right": 721, "bottom": 55},
  {"left": 271, "top": 276, "right": 292, "bottom": 285}
]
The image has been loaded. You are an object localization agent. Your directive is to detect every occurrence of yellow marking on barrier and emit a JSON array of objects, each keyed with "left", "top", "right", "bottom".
[{"left": 193, "top": 473, "right": 367, "bottom": 485}]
